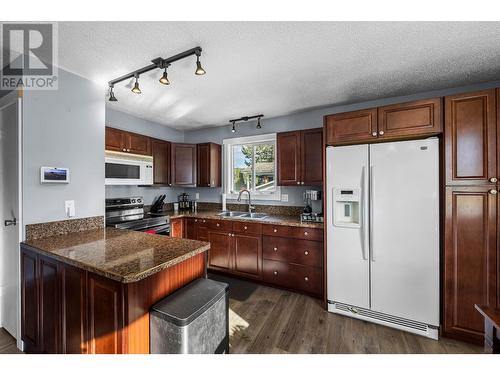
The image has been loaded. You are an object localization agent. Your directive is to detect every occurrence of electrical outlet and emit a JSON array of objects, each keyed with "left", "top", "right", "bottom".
[
  {"left": 65, "top": 200, "right": 75, "bottom": 218},
  {"left": 195, "top": 193, "right": 200, "bottom": 200},
  {"left": 281, "top": 194, "right": 288, "bottom": 202}
]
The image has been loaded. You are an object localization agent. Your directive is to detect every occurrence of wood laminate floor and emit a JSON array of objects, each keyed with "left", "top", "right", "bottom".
[
  {"left": 0, "top": 274, "right": 482, "bottom": 354},
  {"left": 209, "top": 274, "right": 483, "bottom": 354}
]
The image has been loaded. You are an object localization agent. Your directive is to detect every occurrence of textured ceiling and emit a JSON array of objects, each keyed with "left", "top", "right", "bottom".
[{"left": 57, "top": 22, "right": 500, "bottom": 130}]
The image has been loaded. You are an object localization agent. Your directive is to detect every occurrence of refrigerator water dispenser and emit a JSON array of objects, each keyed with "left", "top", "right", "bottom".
[{"left": 333, "top": 188, "right": 361, "bottom": 228}]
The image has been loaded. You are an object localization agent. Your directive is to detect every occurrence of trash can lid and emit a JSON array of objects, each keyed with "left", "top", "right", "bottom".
[{"left": 151, "top": 278, "right": 229, "bottom": 326}]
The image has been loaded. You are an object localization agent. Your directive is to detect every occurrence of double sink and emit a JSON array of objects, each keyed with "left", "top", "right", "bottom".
[{"left": 217, "top": 211, "right": 268, "bottom": 220}]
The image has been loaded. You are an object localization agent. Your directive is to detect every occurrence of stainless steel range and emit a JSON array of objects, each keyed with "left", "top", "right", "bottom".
[{"left": 105, "top": 196, "right": 170, "bottom": 235}]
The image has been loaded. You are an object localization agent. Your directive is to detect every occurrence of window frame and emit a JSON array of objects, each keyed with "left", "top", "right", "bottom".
[{"left": 223, "top": 133, "right": 281, "bottom": 201}]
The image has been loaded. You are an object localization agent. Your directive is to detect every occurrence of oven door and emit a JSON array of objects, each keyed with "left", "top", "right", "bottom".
[
  {"left": 105, "top": 157, "right": 145, "bottom": 185},
  {"left": 142, "top": 224, "right": 171, "bottom": 236}
]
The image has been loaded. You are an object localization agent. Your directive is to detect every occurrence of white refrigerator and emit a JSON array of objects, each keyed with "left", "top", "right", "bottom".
[{"left": 326, "top": 138, "right": 440, "bottom": 339}]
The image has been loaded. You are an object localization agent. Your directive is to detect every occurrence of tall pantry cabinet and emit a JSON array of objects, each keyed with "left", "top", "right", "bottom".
[{"left": 443, "top": 88, "right": 499, "bottom": 345}]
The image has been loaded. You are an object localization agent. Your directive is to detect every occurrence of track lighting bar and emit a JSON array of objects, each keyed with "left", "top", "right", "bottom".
[{"left": 228, "top": 114, "right": 264, "bottom": 132}]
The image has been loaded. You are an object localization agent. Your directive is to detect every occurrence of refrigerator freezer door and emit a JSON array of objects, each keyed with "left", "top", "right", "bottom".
[
  {"left": 369, "top": 138, "right": 440, "bottom": 325},
  {"left": 327, "top": 145, "right": 370, "bottom": 309}
]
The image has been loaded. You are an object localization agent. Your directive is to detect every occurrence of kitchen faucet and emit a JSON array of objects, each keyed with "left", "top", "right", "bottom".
[{"left": 237, "top": 189, "right": 255, "bottom": 213}]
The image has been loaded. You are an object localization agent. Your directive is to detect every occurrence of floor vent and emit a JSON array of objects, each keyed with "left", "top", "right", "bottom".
[{"left": 331, "top": 301, "right": 434, "bottom": 335}]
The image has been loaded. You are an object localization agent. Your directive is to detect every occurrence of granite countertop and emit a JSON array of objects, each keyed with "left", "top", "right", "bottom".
[
  {"left": 165, "top": 210, "right": 324, "bottom": 229},
  {"left": 22, "top": 227, "right": 210, "bottom": 283}
]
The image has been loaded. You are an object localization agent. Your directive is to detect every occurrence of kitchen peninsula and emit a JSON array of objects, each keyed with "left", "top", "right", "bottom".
[{"left": 20, "top": 227, "right": 210, "bottom": 354}]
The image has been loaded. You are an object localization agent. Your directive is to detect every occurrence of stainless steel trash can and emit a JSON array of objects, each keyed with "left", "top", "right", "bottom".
[{"left": 150, "top": 278, "right": 229, "bottom": 354}]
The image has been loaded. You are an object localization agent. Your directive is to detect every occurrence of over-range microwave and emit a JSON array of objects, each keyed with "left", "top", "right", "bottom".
[{"left": 105, "top": 151, "right": 153, "bottom": 186}]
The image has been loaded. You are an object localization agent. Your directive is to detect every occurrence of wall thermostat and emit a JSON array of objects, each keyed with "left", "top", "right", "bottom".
[{"left": 40, "top": 167, "right": 70, "bottom": 184}]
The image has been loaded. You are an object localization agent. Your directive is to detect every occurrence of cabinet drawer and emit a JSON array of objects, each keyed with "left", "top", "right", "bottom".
[
  {"left": 232, "top": 221, "right": 262, "bottom": 235},
  {"left": 263, "top": 236, "right": 323, "bottom": 267},
  {"left": 262, "top": 260, "right": 323, "bottom": 296},
  {"left": 206, "top": 219, "right": 233, "bottom": 232},
  {"left": 262, "top": 224, "right": 323, "bottom": 241}
]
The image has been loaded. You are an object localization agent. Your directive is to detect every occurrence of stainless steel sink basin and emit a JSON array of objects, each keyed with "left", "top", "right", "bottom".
[
  {"left": 217, "top": 211, "right": 268, "bottom": 220},
  {"left": 238, "top": 213, "right": 268, "bottom": 219}
]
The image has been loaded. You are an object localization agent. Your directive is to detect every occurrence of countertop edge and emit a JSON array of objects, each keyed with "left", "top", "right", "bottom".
[{"left": 20, "top": 241, "right": 210, "bottom": 284}]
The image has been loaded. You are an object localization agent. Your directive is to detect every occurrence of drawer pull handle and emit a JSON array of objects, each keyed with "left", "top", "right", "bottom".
[
  {"left": 371, "top": 132, "right": 377, "bottom": 137},
  {"left": 273, "top": 229, "right": 277, "bottom": 233},
  {"left": 244, "top": 226, "right": 248, "bottom": 230},
  {"left": 273, "top": 247, "right": 278, "bottom": 251},
  {"left": 273, "top": 270, "right": 278, "bottom": 275},
  {"left": 217, "top": 223, "right": 220, "bottom": 227},
  {"left": 378, "top": 131, "right": 384, "bottom": 136},
  {"left": 195, "top": 219, "right": 197, "bottom": 222},
  {"left": 304, "top": 231, "right": 308, "bottom": 236},
  {"left": 304, "top": 276, "right": 309, "bottom": 282},
  {"left": 304, "top": 251, "right": 309, "bottom": 255},
  {"left": 490, "top": 189, "right": 498, "bottom": 195},
  {"left": 489, "top": 177, "right": 498, "bottom": 183}
]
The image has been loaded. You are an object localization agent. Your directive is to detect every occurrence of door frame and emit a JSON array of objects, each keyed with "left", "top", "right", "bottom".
[{"left": 0, "top": 90, "right": 24, "bottom": 350}]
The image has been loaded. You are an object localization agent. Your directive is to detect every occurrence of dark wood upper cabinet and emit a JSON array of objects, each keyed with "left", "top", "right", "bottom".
[
  {"left": 151, "top": 139, "right": 171, "bottom": 186},
  {"left": 171, "top": 143, "right": 197, "bottom": 187},
  {"left": 197, "top": 142, "right": 221, "bottom": 187},
  {"left": 277, "top": 131, "right": 301, "bottom": 186},
  {"left": 325, "top": 108, "right": 377, "bottom": 145},
  {"left": 445, "top": 89, "right": 497, "bottom": 186},
  {"left": 105, "top": 127, "right": 125, "bottom": 152},
  {"left": 277, "top": 128, "right": 323, "bottom": 186},
  {"left": 443, "top": 186, "right": 498, "bottom": 345},
  {"left": 378, "top": 98, "right": 442, "bottom": 140},
  {"left": 300, "top": 128, "right": 323, "bottom": 186},
  {"left": 105, "top": 127, "right": 151, "bottom": 156}
]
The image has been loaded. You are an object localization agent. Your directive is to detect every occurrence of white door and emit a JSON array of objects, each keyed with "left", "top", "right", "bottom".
[
  {"left": 327, "top": 145, "right": 370, "bottom": 309},
  {"left": 369, "top": 138, "right": 440, "bottom": 325},
  {"left": 0, "top": 92, "right": 22, "bottom": 339}
]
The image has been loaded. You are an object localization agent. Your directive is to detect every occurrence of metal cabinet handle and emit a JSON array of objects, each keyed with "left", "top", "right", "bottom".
[
  {"left": 122, "top": 148, "right": 126, "bottom": 152},
  {"left": 217, "top": 223, "right": 220, "bottom": 227},
  {"left": 371, "top": 132, "right": 377, "bottom": 137},
  {"left": 304, "top": 251, "right": 309, "bottom": 255},
  {"left": 273, "top": 271, "right": 278, "bottom": 275},
  {"left": 378, "top": 131, "right": 384, "bottom": 136},
  {"left": 273, "top": 229, "right": 277, "bottom": 233},
  {"left": 301, "top": 182, "right": 304, "bottom": 185},
  {"left": 489, "top": 177, "right": 498, "bottom": 183},
  {"left": 244, "top": 226, "right": 247, "bottom": 230},
  {"left": 304, "top": 231, "right": 308, "bottom": 236},
  {"left": 296, "top": 182, "right": 300, "bottom": 185},
  {"left": 489, "top": 189, "right": 498, "bottom": 195},
  {"left": 304, "top": 277, "right": 309, "bottom": 282},
  {"left": 273, "top": 247, "right": 278, "bottom": 251},
  {"left": 4, "top": 218, "right": 17, "bottom": 227}
]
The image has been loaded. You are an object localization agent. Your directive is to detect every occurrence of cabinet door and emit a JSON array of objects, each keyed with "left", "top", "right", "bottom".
[
  {"left": 151, "top": 139, "right": 171, "bottom": 185},
  {"left": 126, "top": 132, "right": 151, "bottom": 156},
  {"left": 170, "top": 218, "right": 184, "bottom": 238},
  {"left": 197, "top": 143, "right": 221, "bottom": 187},
  {"left": 445, "top": 89, "right": 497, "bottom": 186},
  {"left": 87, "top": 273, "right": 123, "bottom": 354},
  {"left": 38, "top": 255, "right": 60, "bottom": 353},
  {"left": 277, "top": 131, "right": 301, "bottom": 186},
  {"left": 233, "top": 233, "right": 262, "bottom": 279},
  {"left": 60, "top": 264, "right": 87, "bottom": 354},
  {"left": 21, "top": 248, "right": 39, "bottom": 352},
  {"left": 105, "top": 127, "right": 125, "bottom": 152},
  {"left": 300, "top": 128, "right": 323, "bottom": 186},
  {"left": 325, "top": 108, "right": 377, "bottom": 145},
  {"left": 185, "top": 218, "right": 198, "bottom": 240},
  {"left": 444, "top": 186, "right": 497, "bottom": 344},
  {"left": 171, "top": 143, "right": 197, "bottom": 187},
  {"left": 378, "top": 98, "right": 442, "bottom": 140},
  {"left": 207, "top": 231, "right": 232, "bottom": 271}
]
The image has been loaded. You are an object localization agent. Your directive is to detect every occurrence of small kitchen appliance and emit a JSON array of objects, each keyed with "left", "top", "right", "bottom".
[
  {"left": 105, "top": 196, "right": 170, "bottom": 235},
  {"left": 177, "top": 193, "right": 194, "bottom": 210},
  {"left": 301, "top": 190, "right": 323, "bottom": 223}
]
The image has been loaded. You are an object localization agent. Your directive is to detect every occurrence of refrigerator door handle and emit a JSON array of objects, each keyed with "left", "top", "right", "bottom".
[
  {"left": 370, "top": 165, "right": 375, "bottom": 262},
  {"left": 360, "top": 166, "right": 367, "bottom": 260}
]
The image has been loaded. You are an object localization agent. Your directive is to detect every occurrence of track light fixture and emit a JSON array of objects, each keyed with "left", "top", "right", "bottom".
[
  {"left": 229, "top": 114, "right": 264, "bottom": 133},
  {"left": 159, "top": 64, "right": 170, "bottom": 85},
  {"left": 195, "top": 53, "right": 206, "bottom": 75},
  {"left": 108, "top": 85, "right": 117, "bottom": 102},
  {"left": 131, "top": 74, "right": 141, "bottom": 94},
  {"left": 108, "top": 47, "right": 205, "bottom": 99}
]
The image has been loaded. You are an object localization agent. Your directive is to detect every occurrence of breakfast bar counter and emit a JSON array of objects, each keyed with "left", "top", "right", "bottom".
[{"left": 20, "top": 228, "right": 210, "bottom": 354}]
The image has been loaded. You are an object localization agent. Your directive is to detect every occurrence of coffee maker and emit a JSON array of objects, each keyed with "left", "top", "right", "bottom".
[{"left": 301, "top": 190, "right": 323, "bottom": 223}]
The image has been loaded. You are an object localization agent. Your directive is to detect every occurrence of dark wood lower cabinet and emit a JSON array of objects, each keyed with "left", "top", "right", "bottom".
[
  {"left": 20, "top": 245, "right": 205, "bottom": 354},
  {"left": 232, "top": 233, "right": 262, "bottom": 279},
  {"left": 443, "top": 186, "right": 498, "bottom": 345},
  {"left": 207, "top": 230, "right": 233, "bottom": 271}
]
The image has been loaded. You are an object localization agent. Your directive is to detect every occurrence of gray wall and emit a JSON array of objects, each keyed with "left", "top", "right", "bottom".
[
  {"left": 182, "top": 79, "right": 500, "bottom": 206},
  {"left": 22, "top": 69, "right": 105, "bottom": 225},
  {"left": 104, "top": 107, "right": 185, "bottom": 204}
]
